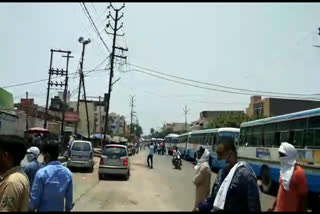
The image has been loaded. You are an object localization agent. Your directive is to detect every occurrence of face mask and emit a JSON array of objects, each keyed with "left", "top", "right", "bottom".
[{"left": 26, "top": 154, "right": 36, "bottom": 162}]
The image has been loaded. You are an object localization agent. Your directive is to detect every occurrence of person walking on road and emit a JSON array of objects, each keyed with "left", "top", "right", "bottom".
[
  {"left": 192, "top": 146, "right": 211, "bottom": 211},
  {"left": 268, "top": 142, "right": 308, "bottom": 212},
  {"left": 29, "top": 142, "right": 73, "bottom": 212},
  {"left": 23, "top": 147, "right": 43, "bottom": 191},
  {"left": 194, "top": 139, "right": 261, "bottom": 212},
  {"left": 0, "top": 135, "right": 29, "bottom": 212},
  {"left": 147, "top": 143, "right": 154, "bottom": 169}
]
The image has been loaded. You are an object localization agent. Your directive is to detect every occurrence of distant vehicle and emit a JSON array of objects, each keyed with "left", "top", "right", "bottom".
[
  {"left": 67, "top": 140, "right": 94, "bottom": 172},
  {"left": 164, "top": 134, "right": 179, "bottom": 155},
  {"left": 239, "top": 108, "right": 320, "bottom": 210},
  {"left": 98, "top": 144, "right": 130, "bottom": 180},
  {"left": 127, "top": 143, "right": 134, "bottom": 156}
]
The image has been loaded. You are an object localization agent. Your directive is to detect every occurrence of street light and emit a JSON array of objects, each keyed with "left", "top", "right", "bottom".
[{"left": 78, "top": 37, "right": 91, "bottom": 45}]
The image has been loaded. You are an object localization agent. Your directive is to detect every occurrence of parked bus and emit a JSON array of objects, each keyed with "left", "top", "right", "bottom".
[
  {"left": 177, "top": 132, "right": 191, "bottom": 159},
  {"left": 164, "top": 133, "right": 179, "bottom": 155},
  {"left": 239, "top": 108, "right": 320, "bottom": 209},
  {"left": 177, "top": 128, "right": 240, "bottom": 167}
]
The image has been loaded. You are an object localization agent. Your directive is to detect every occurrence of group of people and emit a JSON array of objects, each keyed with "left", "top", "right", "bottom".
[
  {"left": 192, "top": 140, "right": 309, "bottom": 212},
  {"left": 0, "top": 135, "right": 73, "bottom": 212}
]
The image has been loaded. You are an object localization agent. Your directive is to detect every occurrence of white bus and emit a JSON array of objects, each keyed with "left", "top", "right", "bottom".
[
  {"left": 239, "top": 108, "right": 320, "bottom": 209},
  {"left": 164, "top": 133, "right": 179, "bottom": 155},
  {"left": 178, "top": 128, "right": 240, "bottom": 165}
]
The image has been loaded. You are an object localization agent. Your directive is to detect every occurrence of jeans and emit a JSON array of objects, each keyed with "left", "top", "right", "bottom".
[{"left": 147, "top": 155, "right": 153, "bottom": 168}]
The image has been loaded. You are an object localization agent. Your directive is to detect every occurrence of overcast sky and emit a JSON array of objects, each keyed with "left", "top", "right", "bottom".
[{"left": 1, "top": 3, "right": 320, "bottom": 134}]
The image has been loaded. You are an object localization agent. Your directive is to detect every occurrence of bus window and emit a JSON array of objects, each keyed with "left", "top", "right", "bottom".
[
  {"left": 280, "top": 131, "right": 289, "bottom": 143},
  {"left": 275, "top": 132, "right": 280, "bottom": 147},
  {"left": 264, "top": 132, "right": 274, "bottom": 147},
  {"left": 304, "top": 130, "right": 314, "bottom": 147},
  {"left": 310, "top": 116, "right": 320, "bottom": 129},
  {"left": 277, "top": 121, "right": 290, "bottom": 132},
  {"left": 291, "top": 118, "right": 307, "bottom": 130},
  {"left": 314, "top": 129, "right": 320, "bottom": 147},
  {"left": 292, "top": 130, "right": 304, "bottom": 148}
]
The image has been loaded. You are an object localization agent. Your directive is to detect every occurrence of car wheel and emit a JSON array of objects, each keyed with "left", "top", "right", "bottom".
[
  {"left": 125, "top": 172, "right": 130, "bottom": 181},
  {"left": 98, "top": 174, "right": 104, "bottom": 180},
  {"left": 260, "top": 166, "right": 273, "bottom": 194}
]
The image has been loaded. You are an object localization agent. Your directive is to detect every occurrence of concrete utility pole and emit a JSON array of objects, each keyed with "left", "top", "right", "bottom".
[
  {"left": 25, "top": 91, "right": 29, "bottom": 130},
  {"left": 44, "top": 49, "right": 73, "bottom": 143},
  {"left": 103, "top": 3, "right": 128, "bottom": 141},
  {"left": 183, "top": 105, "right": 190, "bottom": 131},
  {"left": 129, "top": 95, "right": 136, "bottom": 141},
  {"left": 75, "top": 37, "right": 91, "bottom": 139}
]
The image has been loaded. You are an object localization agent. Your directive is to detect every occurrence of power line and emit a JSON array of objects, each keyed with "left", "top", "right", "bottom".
[
  {"left": 129, "top": 68, "right": 320, "bottom": 101},
  {"left": 126, "top": 62, "right": 319, "bottom": 98},
  {"left": 81, "top": 2, "right": 111, "bottom": 53}
]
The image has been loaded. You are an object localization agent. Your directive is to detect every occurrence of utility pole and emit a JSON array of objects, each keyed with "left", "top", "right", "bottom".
[
  {"left": 99, "top": 96, "right": 103, "bottom": 146},
  {"left": 183, "top": 105, "right": 190, "bottom": 132},
  {"left": 103, "top": 3, "right": 128, "bottom": 141},
  {"left": 44, "top": 49, "right": 73, "bottom": 145},
  {"left": 129, "top": 95, "right": 136, "bottom": 141},
  {"left": 25, "top": 91, "right": 29, "bottom": 130},
  {"left": 75, "top": 37, "right": 91, "bottom": 139}
]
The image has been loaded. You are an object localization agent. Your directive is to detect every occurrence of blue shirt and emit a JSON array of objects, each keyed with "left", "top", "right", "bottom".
[
  {"left": 23, "top": 159, "right": 43, "bottom": 190},
  {"left": 29, "top": 161, "right": 73, "bottom": 212},
  {"left": 149, "top": 145, "right": 154, "bottom": 156}
]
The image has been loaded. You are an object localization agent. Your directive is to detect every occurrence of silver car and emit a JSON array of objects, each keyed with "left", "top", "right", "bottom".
[
  {"left": 67, "top": 140, "right": 94, "bottom": 172},
  {"left": 98, "top": 144, "right": 130, "bottom": 180}
]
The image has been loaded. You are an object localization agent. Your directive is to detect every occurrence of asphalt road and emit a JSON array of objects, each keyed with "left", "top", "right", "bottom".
[{"left": 70, "top": 149, "right": 276, "bottom": 211}]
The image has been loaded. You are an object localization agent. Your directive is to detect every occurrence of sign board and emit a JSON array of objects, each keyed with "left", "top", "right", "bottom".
[
  {"left": 64, "top": 111, "right": 79, "bottom": 122},
  {"left": 256, "top": 148, "right": 270, "bottom": 159},
  {"left": 0, "top": 88, "right": 14, "bottom": 110}
]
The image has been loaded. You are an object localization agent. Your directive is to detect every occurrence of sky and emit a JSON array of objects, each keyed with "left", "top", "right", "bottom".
[{"left": 1, "top": 3, "right": 320, "bottom": 135}]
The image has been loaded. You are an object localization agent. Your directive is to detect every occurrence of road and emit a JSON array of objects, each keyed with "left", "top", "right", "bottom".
[{"left": 70, "top": 149, "right": 276, "bottom": 211}]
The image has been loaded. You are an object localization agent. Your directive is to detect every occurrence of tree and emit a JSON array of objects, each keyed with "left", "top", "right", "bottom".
[
  {"left": 150, "top": 128, "right": 155, "bottom": 135},
  {"left": 133, "top": 124, "right": 143, "bottom": 137}
]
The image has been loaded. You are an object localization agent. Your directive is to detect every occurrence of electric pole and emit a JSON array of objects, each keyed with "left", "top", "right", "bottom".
[
  {"left": 183, "top": 105, "right": 190, "bottom": 132},
  {"left": 129, "top": 95, "right": 136, "bottom": 141},
  {"left": 103, "top": 3, "right": 128, "bottom": 141},
  {"left": 75, "top": 37, "right": 91, "bottom": 139},
  {"left": 26, "top": 91, "right": 29, "bottom": 130}
]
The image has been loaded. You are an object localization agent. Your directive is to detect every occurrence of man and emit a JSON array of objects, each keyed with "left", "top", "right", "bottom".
[
  {"left": 195, "top": 139, "right": 261, "bottom": 212},
  {"left": 147, "top": 143, "right": 154, "bottom": 169},
  {"left": 192, "top": 146, "right": 211, "bottom": 211},
  {"left": 172, "top": 146, "right": 182, "bottom": 166},
  {"left": 29, "top": 142, "right": 73, "bottom": 212},
  {"left": 0, "top": 135, "right": 29, "bottom": 212},
  {"left": 268, "top": 142, "right": 308, "bottom": 212},
  {"left": 23, "top": 147, "right": 43, "bottom": 190}
]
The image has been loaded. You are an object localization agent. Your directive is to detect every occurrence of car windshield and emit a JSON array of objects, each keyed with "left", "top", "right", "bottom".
[
  {"left": 103, "top": 146, "right": 127, "bottom": 158},
  {"left": 72, "top": 142, "right": 91, "bottom": 151}
]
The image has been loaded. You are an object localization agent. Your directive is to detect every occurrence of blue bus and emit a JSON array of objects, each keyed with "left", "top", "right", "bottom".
[{"left": 240, "top": 108, "right": 320, "bottom": 209}]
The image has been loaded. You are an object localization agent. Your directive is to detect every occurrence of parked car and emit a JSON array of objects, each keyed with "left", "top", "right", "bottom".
[
  {"left": 98, "top": 144, "right": 130, "bottom": 180},
  {"left": 179, "top": 148, "right": 186, "bottom": 159},
  {"left": 67, "top": 140, "right": 94, "bottom": 172}
]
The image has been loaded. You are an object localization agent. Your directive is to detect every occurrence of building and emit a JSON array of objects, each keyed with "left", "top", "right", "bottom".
[
  {"left": 68, "top": 99, "right": 126, "bottom": 137},
  {"left": 246, "top": 96, "right": 320, "bottom": 118},
  {"left": 190, "top": 110, "right": 244, "bottom": 130},
  {"left": 163, "top": 122, "right": 190, "bottom": 133}
]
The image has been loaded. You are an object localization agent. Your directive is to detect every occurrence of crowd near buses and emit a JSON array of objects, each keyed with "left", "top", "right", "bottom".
[{"left": 143, "top": 107, "right": 320, "bottom": 211}]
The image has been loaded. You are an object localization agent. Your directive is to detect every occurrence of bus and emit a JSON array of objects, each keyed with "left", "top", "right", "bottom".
[
  {"left": 239, "top": 108, "right": 320, "bottom": 209},
  {"left": 177, "top": 132, "right": 191, "bottom": 159},
  {"left": 164, "top": 133, "right": 179, "bottom": 155},
  {"left": 177, "top": 128, "right": 240, "bottom": 168}
]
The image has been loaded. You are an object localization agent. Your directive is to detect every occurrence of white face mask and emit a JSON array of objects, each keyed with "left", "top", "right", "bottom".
[{"left": 26, "top": 153, "right": 36, "bottom": 162}]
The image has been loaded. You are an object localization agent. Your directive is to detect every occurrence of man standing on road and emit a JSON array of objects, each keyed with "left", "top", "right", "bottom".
[
  {"left": 147, "top": 143, "right": 154, "bottom": 169},
  {"left": 23, "top": 147, "right": 43, "bottom": 190},
  {"left": 268, "top": 142, "right": 308, "bottom": 212},
  {"left": 29, "top": 142, "right": 73, "bottom": 212},
  {"left": 0, "top": 135, "right": 29, "bottom": 212},
  {"left": 192, "top": 146, "right": 211, "bottom": 211},
  {"left": 194, "top": 139, "right": 261, "bottom": 212}
]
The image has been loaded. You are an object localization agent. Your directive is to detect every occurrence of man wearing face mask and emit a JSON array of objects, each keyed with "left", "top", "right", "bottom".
[
  {"left": 194, "top": 139, "right": 261, "bottom": 212},
  {"left": 192, "top": 146, "right": 211, "bottom": 212},
  {"left": 0, "top": 135, "right": 29, "bottom": 212},
  {"left": 29, "top": 142, "right": 73, "bottom": 212},
  {"left": 23, "top": 147, "right": 43, "bottom": 190},
  {"left": 268, "top": 142, "right": 308, "bottom": 212}
]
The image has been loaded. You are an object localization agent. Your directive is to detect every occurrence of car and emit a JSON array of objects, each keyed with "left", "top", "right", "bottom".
[
  {"left": 98, "top": 144, "right": 130, "bottom": 180},
  {"left": 67, "top": 140, "right": 94, "bottom": 172}
]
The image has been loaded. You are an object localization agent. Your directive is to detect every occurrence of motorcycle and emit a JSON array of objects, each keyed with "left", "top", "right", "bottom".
[{"left": 172, "top": 154, "right": 182, "bottom": 170}]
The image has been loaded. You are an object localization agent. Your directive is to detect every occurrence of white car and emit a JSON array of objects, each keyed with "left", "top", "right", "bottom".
[{"left": 67, "top": 140, "right": 94, "bottom": 172}]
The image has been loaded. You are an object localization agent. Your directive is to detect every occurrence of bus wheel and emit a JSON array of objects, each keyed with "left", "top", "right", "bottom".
[{"left": 260, "top": 166, "right": 273, "bottom": 194}]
